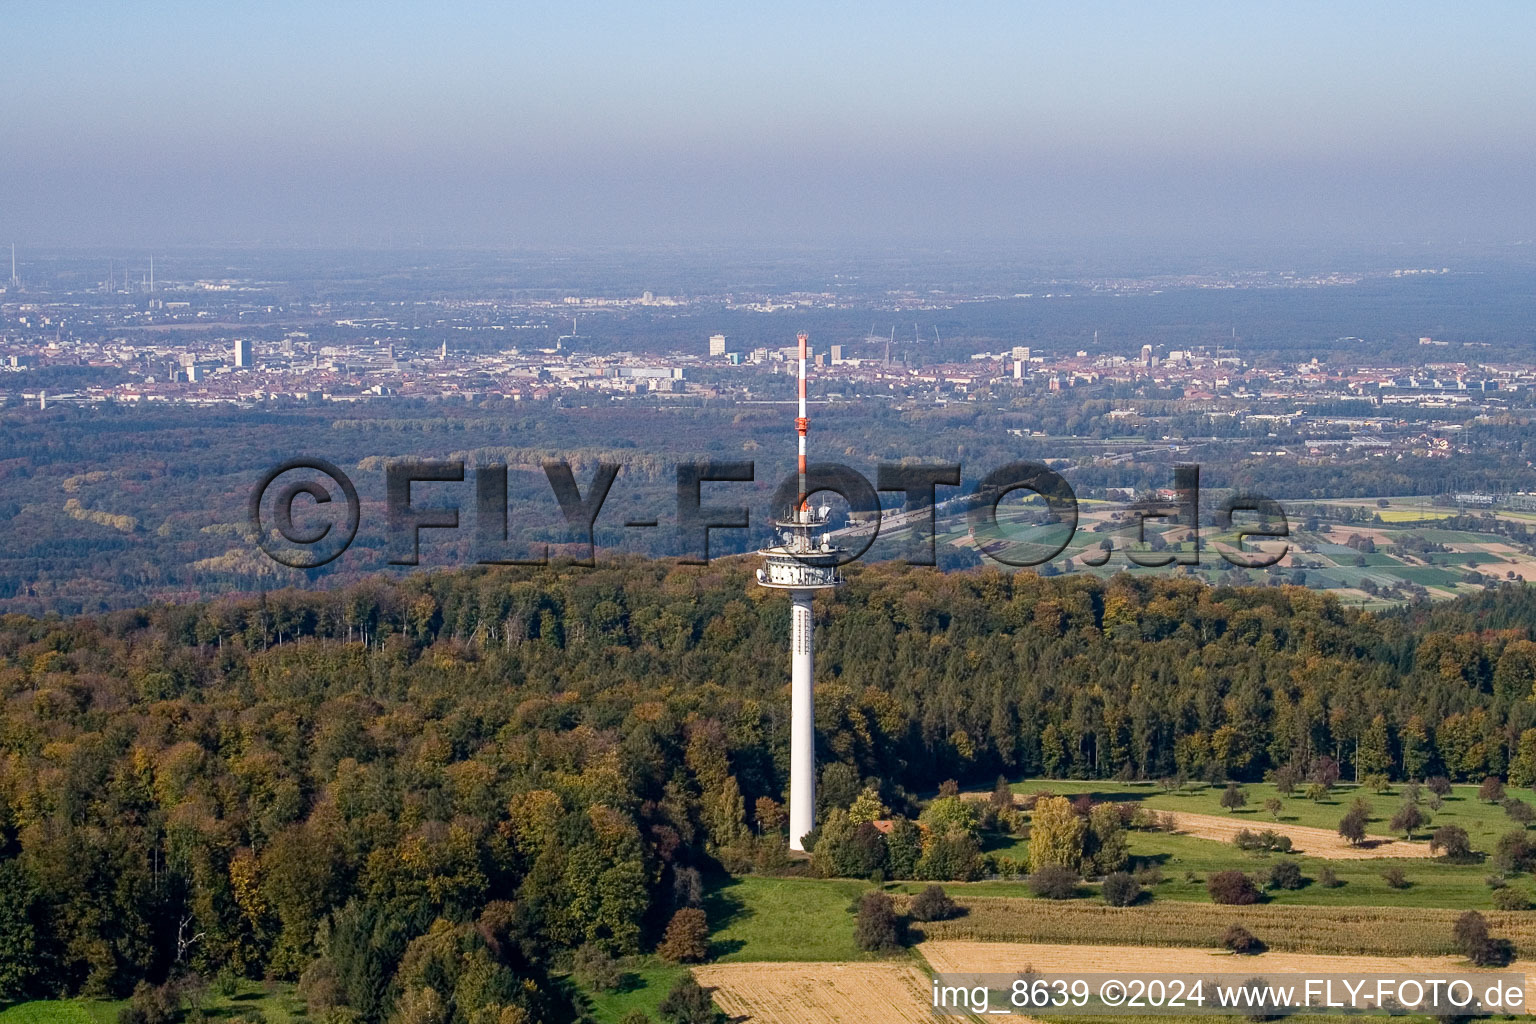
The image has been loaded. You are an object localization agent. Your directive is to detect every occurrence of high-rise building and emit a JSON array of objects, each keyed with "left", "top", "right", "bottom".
[
  {"left": 1011, "top": 345, "right": 1030, "bottom": 362},
  {"left": 829, "top": 344, "right": 844, "bottom": 364},
  {"left": 234, "top": 339, "right": 253, "bottom": 368},
  {"left": 1141, "top": 343, "right": 1154, "bottom": 368},
  {"left": 755, "top": 333, "right": 844, "bottom": 851},
  {"left": 709, "top": 333, "right": 727, "bottom": 356}
]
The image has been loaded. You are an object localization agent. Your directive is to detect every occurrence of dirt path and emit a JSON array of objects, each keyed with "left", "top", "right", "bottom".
[
  {"left": 693, "top": 961, "right": 947, "bottom": 1023},
  {"left": 1160, "top": 809, "right": 1432, "bottom": 859}
]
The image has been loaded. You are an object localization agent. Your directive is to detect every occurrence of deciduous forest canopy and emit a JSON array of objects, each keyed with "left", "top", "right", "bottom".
[{"left": 3, "top": 560, "right": 1536, "bottom": 1018}]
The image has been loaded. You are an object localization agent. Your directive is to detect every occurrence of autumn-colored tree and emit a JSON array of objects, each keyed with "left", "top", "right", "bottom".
[
  {"left": 1028, "top": 796, "right": 1087, "bottom": 874},
  {"left": 657, "top": 908, "right": 710, "bottom": 964}
]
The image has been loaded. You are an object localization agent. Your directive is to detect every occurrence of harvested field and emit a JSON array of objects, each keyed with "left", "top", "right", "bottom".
[
  {"left": 919, "top": 941, "right": 1533, "bottom": 1003},
  {"left": 692, "top": 961, "right": 943, "bottom": 1023},
  {"left": 911, "top": 898, "right": 1536, "bottom": 958},
  {"left": 922, "top": 939, "right": 1499, "bottom": 976},
  {"left": 1160, "top": 809, "right": 1431, "bottom": 859}
]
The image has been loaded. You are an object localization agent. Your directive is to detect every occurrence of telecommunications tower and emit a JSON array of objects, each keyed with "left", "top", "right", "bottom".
[{"left": 755, "top": 332, "right": 844, "bottom": 851}]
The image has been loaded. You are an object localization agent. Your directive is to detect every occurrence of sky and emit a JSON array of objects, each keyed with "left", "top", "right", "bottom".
[{"left": 3, "top": 1, "right": 1534, "bottom": 249}]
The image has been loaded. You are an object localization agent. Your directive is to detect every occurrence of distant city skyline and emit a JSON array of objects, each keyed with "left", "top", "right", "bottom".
[{"left": 3, "top": 2, "right": 1535, "bottom": 248}]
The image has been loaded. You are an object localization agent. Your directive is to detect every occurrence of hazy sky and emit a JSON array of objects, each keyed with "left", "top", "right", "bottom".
[{"left": 4, "top": 2, "right": 1534, "bottom": 248}]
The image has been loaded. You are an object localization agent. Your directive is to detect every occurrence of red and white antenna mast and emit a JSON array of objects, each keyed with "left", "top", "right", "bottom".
[{"left": 796, "top": 331, "right": 809, "bottom": 515}]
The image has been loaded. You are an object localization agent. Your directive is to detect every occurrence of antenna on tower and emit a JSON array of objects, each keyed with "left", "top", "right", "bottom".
[
  {"left": 150, "top": 255, "right": 154, "bottom": 293},
  {"left": 8, "top": 243, "right": 17, "bottom": 289},
  {"left": 796, "top": 331, "right": 809, "bottom": 514}
]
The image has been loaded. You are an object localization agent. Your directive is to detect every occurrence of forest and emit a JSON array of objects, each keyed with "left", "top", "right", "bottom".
[{"left": 5, "top": 559, "right": 1536, "bottom": 1021}]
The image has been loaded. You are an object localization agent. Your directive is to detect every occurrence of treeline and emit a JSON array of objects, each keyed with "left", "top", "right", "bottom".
[{"left": 4, "top": 562, "right": 1536, "bottom": 1016}]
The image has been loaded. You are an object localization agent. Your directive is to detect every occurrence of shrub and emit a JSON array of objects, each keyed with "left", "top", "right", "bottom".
[
  {"left": 573, "top": 943, "right": 626, "bottom": 991},
  {"left": 1492, "top": 885, "right": 1531, "bottom": 911},
  {"left": 909, "top": 885, "right": 960, "bottom": 922},
  {"left": 620, "top": 1012, "right": 654, "bottom": 1024},
  {"left": 1222, "top": 924, "right": 1264, "bottom": 954},
  {"left": 1234, "top": 829, "right": 1292, "bottom": 854},
  {"left": 1208, "top": 870, "right": 1262, "bottom": 905},
  {"left": 916, "top": 831, "right": 984, "bottom": 882},
  {"left": 1265, "top": 860, "right": 1305, "bottom": 890},
  {"left": 119, "top": 983, "right": 178, "bottom": 1024},
  {"left": 1133, "top": 864, "right": 1163, "bottom": 887},
  {"left": 1480, "top": 777, "right": 1508, "bottom": 804},
  {"left": 1101, "top": 872, "right": 1142, "bottom": 907},
  {"left": 1317, "top": 865, "right": 1343, "bottom": 888},
  {"left": 1429, "top": 824, "right": 1473, "bottom": 860},
  {"left": 853, "top": 891, "right": 903, "bottom": 952},
  {"left": 1505, "top": 799, "right": 1536, "bottom": 828},
  {"left": 1381, "top": 866, "right": 1410, "bottom": 889},
  {"left": 1453, "top": 910, "right": 1514, "bottom": 967},
  {"left": 658, "top": 975, "right": 723, "bottom": 1024},
  {"left": 1486, "top": 874, "right": 1508, "bottom": 889},
  {"left": 658, "top": 907, "right": 711, "bottom": 963},
  {"left": 1028, "top": 865, "right": 1081, "bottom": 900},
  {"left": 1494, "top": 830, "right": 1536, "bottom": 873}
]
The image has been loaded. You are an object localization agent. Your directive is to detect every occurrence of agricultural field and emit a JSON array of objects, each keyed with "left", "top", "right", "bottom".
[
  {"left": 920, "top": 941, "right": 1533, "bottom": 1018},
  {"left": 911, "top": 898, "right": 1536, "bottom": 958},
  {"left": 579, "top": 875, "right": 881, "bottom": 1023},
  {"left": 693, "top": 962, "right": 939, "bottom": 1024},
  {"left": 920, "top": 939, "right": 1528, "bottom": 994}
]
